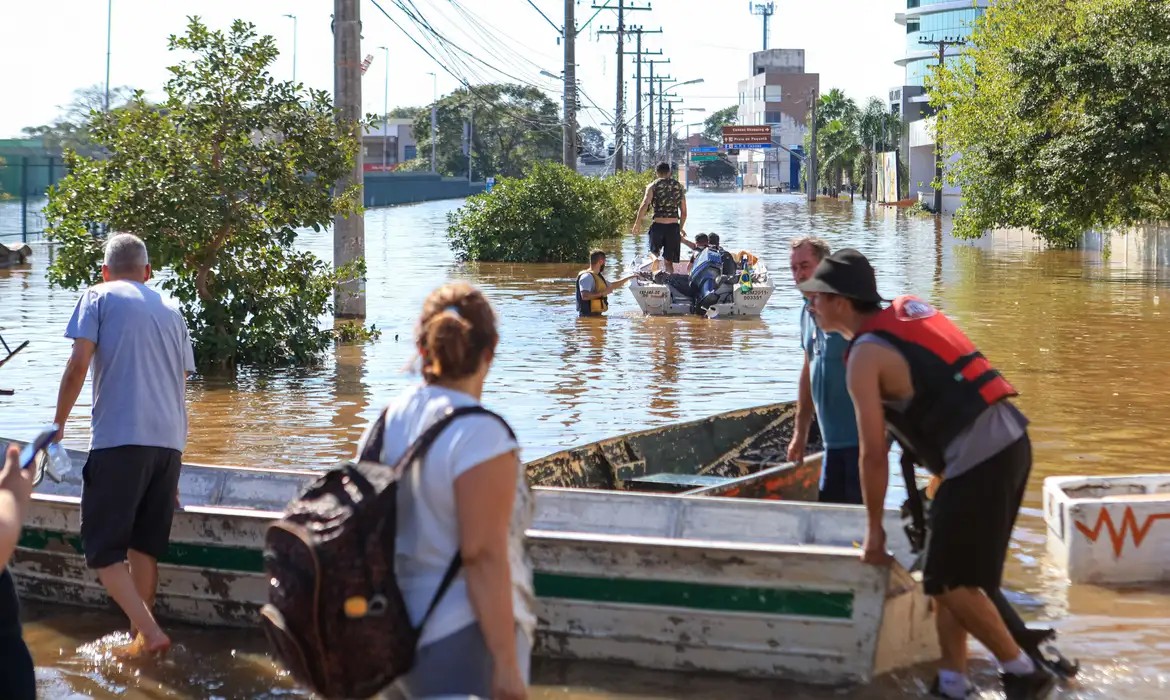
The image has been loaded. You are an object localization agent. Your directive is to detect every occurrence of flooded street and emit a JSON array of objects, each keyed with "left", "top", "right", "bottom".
[{"left": 3, "top": 192, "right": 1170, "bottom": 698}]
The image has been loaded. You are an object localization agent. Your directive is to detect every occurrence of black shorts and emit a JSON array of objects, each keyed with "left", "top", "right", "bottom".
[
  {"left": 922, "top": 436, "right": 1031, "bottom": 596},
  {"left": 819, "top": 447, "right": 862, "bottom": 505},
  {"left": 81, "top": 445, "right": 183, "bottom": 569},
  {"left": 648, "top": 222, "right": 682, "bottom": 263}
]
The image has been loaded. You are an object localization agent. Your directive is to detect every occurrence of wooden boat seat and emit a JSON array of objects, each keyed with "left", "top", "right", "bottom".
[{"left": 625, "top": 472, "right": 736, "bottom": 493}]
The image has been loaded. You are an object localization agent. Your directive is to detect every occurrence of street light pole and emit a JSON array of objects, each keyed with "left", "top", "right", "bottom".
[
  {"left": 427, "top": 71, "right": 438, "bottom": 173},
  {"left": 657, "top": 79, "right": 703, "bottom": 164},
  {"left": 104, "top": 0, "right": 113, "bottom": 112},
  {"left": 379, "top": 46, "right": 389, "bottom": 171},
  {"left": 283, "top": 14, "right": 298, "bottom": 83}
]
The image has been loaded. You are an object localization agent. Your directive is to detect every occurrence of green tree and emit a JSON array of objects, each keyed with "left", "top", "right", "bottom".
[
  {"left": 702, "top": 105, "right": 739, "bottom": 142},
  {"left": 579, "top": 126, "right": 605, "bottom": 156},
  {"left": 816, "top": 120, "right": 861, "bottom": 196},
  {"left": 815, "top": 89, "right": 860, "bottom": 131},
  {"left": 698, "top": 158, "right": 737, "bottom": 185},
  {"left": 854, "top": 97, "right": 902, "bottom": 201},
  {"left": 411, "top": 84, "right": 560, "bottom": 179},
  {"left": 44, "top": 17, "right": 365, "bottom": 369},
  {"left": 447, "top": 164, "right": 652, "bottom": 263},
  {"left": 21, "top": 84, "right": 136, "bottom": 154},
  {"left": 933, "top": 0, "right": 1170, "bottom": 246},
  {"left": 388, "top": 105, "right": 424, "bottom": 119}
]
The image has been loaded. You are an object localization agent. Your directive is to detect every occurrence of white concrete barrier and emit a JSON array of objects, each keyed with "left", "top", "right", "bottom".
[{"left": 1044, "top": 475, "right": 1170, "bottom": 584}]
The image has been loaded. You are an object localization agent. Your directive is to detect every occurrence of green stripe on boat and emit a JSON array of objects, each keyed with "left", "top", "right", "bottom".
[
  {"left": 20, "top": 528, "right": 853, "bottom": 618},
  {"left": 534, "top": 573, "right": 853, "bottom": 619},
  {"left": 19, "top": 528, "right": 265, "bottom": 573}
]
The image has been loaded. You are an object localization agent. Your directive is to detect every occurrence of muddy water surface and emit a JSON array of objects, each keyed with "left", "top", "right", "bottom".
[{"left": 2, "top": 194, "right": 1170, "bottom": 698}]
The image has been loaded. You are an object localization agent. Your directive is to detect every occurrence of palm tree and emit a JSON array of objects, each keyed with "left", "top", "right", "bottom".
[
  {"left": 855, "top": 97, "right": 903, "bottom": 201},
  {"left": 815, "top": 88, "right": 860, "bottom": 131},
  {"left": 818, "top": 119, "right": 861, "bottom": 197}
]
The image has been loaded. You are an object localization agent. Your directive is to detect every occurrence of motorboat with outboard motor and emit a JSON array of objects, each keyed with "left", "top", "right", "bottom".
[{"left": 627, "top": 250, "right": 773, "bottom": 317}]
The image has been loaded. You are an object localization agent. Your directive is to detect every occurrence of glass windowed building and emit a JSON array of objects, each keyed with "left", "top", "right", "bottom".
[
  {"left": 891, "top": 0, "right": 989, "bottom": 212},
  {"left": 898, "top": 1, "right": 987, "bottom": 88}
]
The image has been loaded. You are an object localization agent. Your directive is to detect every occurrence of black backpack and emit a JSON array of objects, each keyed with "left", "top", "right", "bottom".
[{"left": 260, "top": 405, "right": 511, "bottom": 699}]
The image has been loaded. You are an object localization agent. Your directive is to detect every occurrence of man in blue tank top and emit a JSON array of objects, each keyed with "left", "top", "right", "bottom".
[{"left": 786, "top": 237, "right": 862, "bottom": 504}]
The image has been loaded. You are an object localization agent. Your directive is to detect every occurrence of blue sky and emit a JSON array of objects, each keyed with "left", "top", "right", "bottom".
[{"left": 0, "top": 0, "right": 905, "bottom": 138}]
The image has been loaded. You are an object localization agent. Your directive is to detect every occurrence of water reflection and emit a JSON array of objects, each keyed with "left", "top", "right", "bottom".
[{"left": 6, "top": 197, "right": 1170, "bottom": 698}]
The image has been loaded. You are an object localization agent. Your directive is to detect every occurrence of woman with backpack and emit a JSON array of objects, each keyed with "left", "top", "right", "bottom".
[{"left": 362, "top": 282, "right": 534, "bottom": 700}]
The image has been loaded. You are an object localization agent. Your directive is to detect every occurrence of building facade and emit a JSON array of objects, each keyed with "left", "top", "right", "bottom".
[
  {"left": 362, "top": 118, "right": 419, "bottom": 172},
  {"left": 892, "top": 0, "right": 989, "bottom": 212},
  {"left": 735, "top": 49, "right": 819, "bottom": 191}
]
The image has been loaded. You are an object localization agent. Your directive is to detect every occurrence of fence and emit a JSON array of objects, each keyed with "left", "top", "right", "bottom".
[{"left": 0, "top": 156, "right": 66, "bottom": 241}]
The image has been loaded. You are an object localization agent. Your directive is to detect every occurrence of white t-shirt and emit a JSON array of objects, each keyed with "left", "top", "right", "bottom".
[{"left": 355, "top": 384, "right": 536, "bottom": 647}]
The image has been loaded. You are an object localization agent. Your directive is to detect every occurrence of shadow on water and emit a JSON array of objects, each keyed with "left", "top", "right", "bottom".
[{"left": 7, "top": 194, "right": 1170, "bottom": 697}]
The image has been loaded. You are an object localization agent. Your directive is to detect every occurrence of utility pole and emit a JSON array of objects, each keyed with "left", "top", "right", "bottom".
[
  {"left": 807, "top": 88, "right": 818, "bottom": 202},
  {"left": 595, "top": 1, "right": 650, "bottom": 172},
  {"left": 664, "top": 99, "right": 683, "bottom": 164},
  {"left": 749, "top": 2, "right": 776, "bottom": 52},
  {"left": 626, "top": 27, "right": 662, "bottom": 172},
  {"left": 460, "top": 108, "right": 470, "bottom": 181},
  {"left": 333, "top": 0, "right": 365, "bottom": 318},
  {"left": 563, "top": 0, "right": 577, "bottom": 171},
  {"left": 639, "top": 59, "right": 670, "bottom": 162},
  {"left": 651, "top": 75, "right": 676, "bottom": 161},
  {"left": 920, "top": 35, "right": 966, "bottom": 214},
  {"left": 426, "top": 72, "right": 438, "bottom": 173},
  {"left": 104, "top": 0, "right": 113, "bottom": 112},
  {"left": 379, "top": 45, "right": 389, "bottom": 171}
]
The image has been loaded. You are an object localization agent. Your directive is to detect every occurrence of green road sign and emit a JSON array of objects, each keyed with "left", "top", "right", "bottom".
[{"left": 691, "top": 155, "right": 720, "bottom": 162}]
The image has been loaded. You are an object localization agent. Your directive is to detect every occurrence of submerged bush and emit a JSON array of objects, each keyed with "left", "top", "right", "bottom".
[{"left": 447, "top": 161, "right": 653, "bottom": 263}]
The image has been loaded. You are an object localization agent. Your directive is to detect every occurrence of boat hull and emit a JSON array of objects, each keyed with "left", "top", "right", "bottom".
[
  {"left": 10, "top": 446, "right": 937, "bottom": 684},
  {"left": 525, "top": 400, "right": 823, "bottom": 501},
  {"left": 628, "top": 278, "right": 773, "bottom": 317}
]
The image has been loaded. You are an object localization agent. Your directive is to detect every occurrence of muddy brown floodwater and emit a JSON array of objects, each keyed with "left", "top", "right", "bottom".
[{"left": 2, "top": 193, "right": 1170, "bottom": 698}]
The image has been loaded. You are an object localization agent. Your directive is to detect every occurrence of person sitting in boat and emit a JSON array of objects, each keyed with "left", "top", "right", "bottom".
[
  {"left": 684, "top": 233, "right": 710, "bottom": 270},
  {"left": 655, "top": 234, "right": 707, "bottom": 301},
  {"left": 576, "top": 249, "right": 635, "bottom": 317},
  {"left": 706, "top": 234, "right": 739, "bottom": 277}
]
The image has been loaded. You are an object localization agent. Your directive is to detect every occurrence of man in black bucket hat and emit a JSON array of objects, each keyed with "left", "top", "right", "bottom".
[{"left": 798, "top": 249, "right": 1056, "bottom": 700}]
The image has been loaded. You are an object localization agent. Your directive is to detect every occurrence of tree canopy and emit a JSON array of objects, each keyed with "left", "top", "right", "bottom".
[
  {"left": 21, "top": 84, "right": 136, "bottom": 154},
  {"left": 410, "top": 83, "right": 560, "bottom": 179},
  {"left": 45, "top": 17, "right": 366, "bottom": 369},
  {"left": 932, "top": 0, "right": 1170, "bottom": 246},
  {"left": 702, "top": 105, "right": 739, "bottom": 142},
  {"left": 579, "top": 126, "right": 605, "bottom": 156}
]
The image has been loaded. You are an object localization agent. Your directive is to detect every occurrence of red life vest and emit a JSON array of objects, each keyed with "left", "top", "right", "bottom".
[{"left": 850, "top": 295, "right": 1018, "bottom": 475}]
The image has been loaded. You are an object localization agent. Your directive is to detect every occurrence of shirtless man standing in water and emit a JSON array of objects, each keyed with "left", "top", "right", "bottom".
[{"left": 632, "top": 162, "right": 687, "bottom": 272}]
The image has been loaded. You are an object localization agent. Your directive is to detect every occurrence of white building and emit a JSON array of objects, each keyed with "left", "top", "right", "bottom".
[
  {"left": 892, "top": 0, "right": 991, "bottom": 213},
  {"left": 735, "top": 49, "right": 819, "bottom": 192}
]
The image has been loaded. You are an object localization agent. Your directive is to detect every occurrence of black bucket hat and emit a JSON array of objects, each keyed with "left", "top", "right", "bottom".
[{"left": 796, "top": 248, "right": 886, "bottom": 304}]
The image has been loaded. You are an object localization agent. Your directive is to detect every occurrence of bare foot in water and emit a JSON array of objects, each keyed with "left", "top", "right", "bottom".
[{"left": 112, "top": 631, "right": 172, "bottom": 658}]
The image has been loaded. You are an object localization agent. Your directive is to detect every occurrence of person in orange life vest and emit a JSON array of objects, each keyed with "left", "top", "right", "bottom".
[
  {"left": 798, "top": 249, "right": 1056, "bottom": 700},
  {"left": 576, "top": 250, "right": 634, "bottom": 317}
]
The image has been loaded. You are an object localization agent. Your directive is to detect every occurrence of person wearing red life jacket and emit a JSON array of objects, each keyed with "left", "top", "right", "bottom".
[{"left": 797, "top": 248, "right": 1056, "bottom": 700}]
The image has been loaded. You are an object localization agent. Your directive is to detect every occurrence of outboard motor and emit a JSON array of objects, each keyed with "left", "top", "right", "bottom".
[{"left": 689, "top": 248, "right": 724, "bottom": 302}]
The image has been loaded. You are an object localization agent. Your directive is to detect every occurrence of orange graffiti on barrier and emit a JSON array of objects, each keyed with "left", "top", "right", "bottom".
[{"left": 1074, "top": 506, "right": 1170, "bottom": 558}]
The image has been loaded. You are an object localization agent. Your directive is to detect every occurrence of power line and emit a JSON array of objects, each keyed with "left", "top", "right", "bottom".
[
  {"left": 521, "top": 0, "right": 562, "bottom": 35},
  {"left": 367, "top": 0, "right": 564, "bottom": 130}
]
